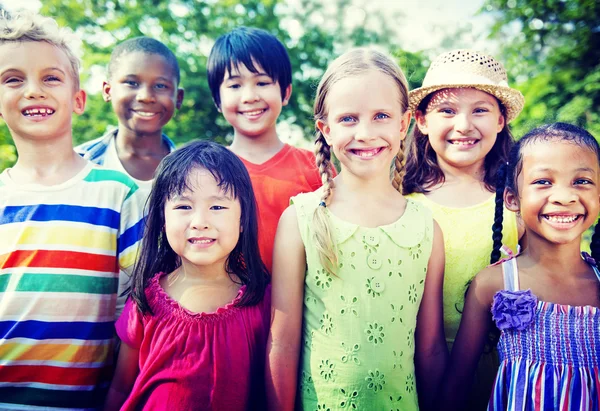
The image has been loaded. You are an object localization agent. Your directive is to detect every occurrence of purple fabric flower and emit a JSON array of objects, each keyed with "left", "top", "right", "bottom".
[{"left": 491, "top": 289, "right": 538, "bottom": 331}]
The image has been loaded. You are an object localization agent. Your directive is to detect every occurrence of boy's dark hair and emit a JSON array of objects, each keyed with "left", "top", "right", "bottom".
[
  {"left": 108, "top": 36, "right": 180, "bottom": 84},
  {"left": 206, "top": 27, "right": 292, "bottom": 109},
  {"left": 490, "top": 122, "right": 600, "bottom": 265},
  {"left": 131, "top": 140, "right": 270, "bottom": 315},
  {"left": 402, "top": 95, "right": 513, "bottom": 195}
]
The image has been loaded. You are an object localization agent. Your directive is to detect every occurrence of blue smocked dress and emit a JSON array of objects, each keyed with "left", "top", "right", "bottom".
[{"left": 489, "top": 254, "right": 600, "bottom": 411}]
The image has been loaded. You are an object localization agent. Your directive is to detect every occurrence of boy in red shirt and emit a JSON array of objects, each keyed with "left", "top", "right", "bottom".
[{"left": 207, "top": 27, "right": 329, "bottom": 272}]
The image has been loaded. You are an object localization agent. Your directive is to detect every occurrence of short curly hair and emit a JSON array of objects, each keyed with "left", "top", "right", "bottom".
[{"left": 0, "top": 10, "right": 82, "bottom": 89}]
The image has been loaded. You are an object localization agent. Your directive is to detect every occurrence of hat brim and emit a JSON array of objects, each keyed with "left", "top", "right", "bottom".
[{"left": 408, "top": 84, "right": 525, "bottom": 123}]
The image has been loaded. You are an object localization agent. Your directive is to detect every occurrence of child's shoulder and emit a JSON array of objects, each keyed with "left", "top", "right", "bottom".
[
  {"left": 471, "top": 261, "right": 506, "bottom": 305},
  {"left": 74, "top": 128, "right": 117, "bottom": 162}
]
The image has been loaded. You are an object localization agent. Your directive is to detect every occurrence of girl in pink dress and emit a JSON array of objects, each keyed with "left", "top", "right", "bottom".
[{"left": 104, "top": 141, "right": 271, "bottom": 411}]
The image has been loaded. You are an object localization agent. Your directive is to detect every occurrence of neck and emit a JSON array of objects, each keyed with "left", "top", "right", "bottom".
[
  {"left": 335, "top": 170, "right": 400, "bottom": 200},
  {"left": 522, "top": 232, "right": 586, "bottom": 274},
  {"left": 177, "top": 260, "right": 232, "bottom": 283},
  {"left": 10, "top": 136, "right": 86, "bottom": 185},
  {"left": 437, "top": 158, "right": 486, "bottom": 184},
  {"left": 229, "top": 127, "right": 283, "bottom": 159},
  {"left": 115, "top": 128, "right": 167, "bottom": 156}
]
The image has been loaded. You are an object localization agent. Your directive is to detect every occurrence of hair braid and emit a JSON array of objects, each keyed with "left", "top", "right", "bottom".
[
  {"left": 490, "top": 163, "right": 508, "bottom": 264},
  {"left": 590, "top": 223, "right": 600, "bottom": 268},
  {"left": 312, "top": 132, "right": 338, "bottom": 274},
  {"left": 392, "top": 139, "right": 406, "bottom": 193}
]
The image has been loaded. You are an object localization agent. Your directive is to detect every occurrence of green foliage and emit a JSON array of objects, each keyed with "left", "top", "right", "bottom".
[{"left": 482, "top": 0, "right": 600, "bottom": 139}]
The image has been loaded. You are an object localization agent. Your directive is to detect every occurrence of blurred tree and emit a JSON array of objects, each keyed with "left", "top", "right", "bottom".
[
  {"left": 483, "top": 0, "right": 600, "bottom": 139},
  {"left": 0, "top": 0, "right": 419, "bottom": 171}
]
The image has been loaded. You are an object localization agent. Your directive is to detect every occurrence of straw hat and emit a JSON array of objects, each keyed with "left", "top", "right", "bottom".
[{"left": 408, "top": 49, "right": 524, "bottom": 123}]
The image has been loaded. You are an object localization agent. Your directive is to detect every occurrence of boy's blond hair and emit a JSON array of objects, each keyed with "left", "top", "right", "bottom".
[{"left": 0, "top": 10, "right": 82, "bottom": 89}]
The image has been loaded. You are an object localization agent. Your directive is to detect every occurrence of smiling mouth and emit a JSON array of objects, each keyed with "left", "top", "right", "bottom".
[
  {"left": 542, "top": 214, "right": 582, "bottom": 224},
  {"left": 132, "top": 110, "right": 159, "bottom": 118},
  {"left": 350, "top": 147, "right": 384, "bottom": 158},
  {"left": 188, "top": 238, "right": 215, "bottom": 244},
  {"left": 240, "top": 109, "right": 266, "bottom": 117},
  {"left": 448, "top": 139, "right": 478, "bottom": 145},
  {"left": 23, "top": 108, "right": 55, "bottom": 117}
]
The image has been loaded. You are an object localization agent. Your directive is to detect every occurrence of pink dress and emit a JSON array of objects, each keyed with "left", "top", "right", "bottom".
[{"left": 115, "top": 272, "right": 271, "bottom": 410}]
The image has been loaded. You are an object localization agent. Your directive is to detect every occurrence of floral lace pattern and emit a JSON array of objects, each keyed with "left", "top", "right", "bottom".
[{"left": 293, "top": 192, "right": 434, "bottom": 409}]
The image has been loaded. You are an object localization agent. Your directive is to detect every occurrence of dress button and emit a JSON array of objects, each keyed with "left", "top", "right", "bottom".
[
  {"left": 371, "top": 279, "right": 385, "bottom": 293},
  {"left": 367, "top": 254, "right": 382, "bottom": 270},
  {"left": 364, "top": 233, "right": 380, "bottom": 246}
]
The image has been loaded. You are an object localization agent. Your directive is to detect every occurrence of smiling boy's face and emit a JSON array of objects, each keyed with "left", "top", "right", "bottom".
[
  {"left": 0, "top": 41, "right": 85, "bottom": 144},
  {"left": 103, "top": 51, "right": 183, "bottom": 140},
  {"left": 218, "top": 61, "right": 291, "bottom": 142}
]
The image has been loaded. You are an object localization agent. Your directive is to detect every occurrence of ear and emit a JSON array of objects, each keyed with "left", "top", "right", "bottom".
[
  {"left": 176, "top": 88, "right": 184, "bottom": 110},
  {"left": 102, "top": 81, "right": 112, "bottom": 102},
  {"left": 73, "top": 89, "right": 87, "bottom": 115},
  {"left": 316, "top": 119, "right": 332, "bottom": 146},
  {"left": 399, "top": 110, "right": 412, "bottom": 140},
  {"left": 497, "top": 111, "right": 506, "bottom": 133},
  {"left": 504, "top": 188, "right": 520, "bottom": 213},
  {"left": 414, "top": 110, "right": 428, "bottom": 135},
  {"left": 282, "top": 84, "right": 292, "bottom": 106}
]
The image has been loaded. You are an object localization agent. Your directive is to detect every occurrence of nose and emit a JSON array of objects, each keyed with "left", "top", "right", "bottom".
[
  {"left": 24, "top": 80, "right": 46, "bottom": 100},
  {"left": 454, "top": 112, "right": 473, "bottom": 134},
  {"left": 136, "top": 85, "right": 156, "bottom": 103},
  {"left": 190, "top": 210, "right": 210, "bottom": 230},
  {"left": 241, "top": 85, "right": 259, "bottom": 103},
  {"left": 355, "top": 121, "right": 377, "bottom": 141},
  {"left": 549, "top": 185, "right": 577, "bottom": 205}
]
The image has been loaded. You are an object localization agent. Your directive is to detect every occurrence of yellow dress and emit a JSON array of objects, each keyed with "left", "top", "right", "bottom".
[{"left": 407, "top": 192, "right": 519, "bottom": 410}]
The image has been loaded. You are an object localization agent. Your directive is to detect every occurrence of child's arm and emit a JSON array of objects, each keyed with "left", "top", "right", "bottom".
[
  {"left": 265, "top": 205, "right": 306, "bottom": 411},
  {"left": 414, "top": 221, "right": 447, "bottom": 410},
  {"left": 103, "top": 342, "right": 140, "bottom": 410},
  {"left": 436, "top": 265, "right": 501, "bottom": 410}
]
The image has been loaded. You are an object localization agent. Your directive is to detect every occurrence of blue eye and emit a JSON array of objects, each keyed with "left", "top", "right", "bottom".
[
  {"left": 474, "top": 108, "right": 490, "bottom": 114},
  {"left": 339, "top": 116, "right": 356, "bottom": 123},
  {"left": 374, "top": 113, "right": 390, "bottom": 120}
]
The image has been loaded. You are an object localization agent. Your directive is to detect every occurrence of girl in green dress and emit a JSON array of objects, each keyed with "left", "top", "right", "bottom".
[{"left": 267, "top": 48, "right": 447, "bottom": 411}]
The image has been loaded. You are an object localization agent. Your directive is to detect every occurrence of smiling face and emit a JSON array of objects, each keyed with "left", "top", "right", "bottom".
[
  {"left": 104, "top": 51, "right": 183, "bottom": 139},
  {"left": 164, "top": 168, "right": 242, "bottom": 274},
  {"left": 218, "top": 61, "right": 291, "bottom": 142},
  {"left": 506, "top": 140, "right": 600, "bottom": 246},
  {"left": 415, "top": 88, "right": 505, "bottom": 173},
  {"left": 316, "top": 69, "right": 410, "bottom": 180},
  {"left": 0, "top": 41, "right": 85, "bottom": 143}
]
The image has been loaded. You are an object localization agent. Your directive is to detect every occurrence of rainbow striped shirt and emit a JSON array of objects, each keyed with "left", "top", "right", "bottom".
[{"left": 0, "top": 163, "right": 145, "bottom": 410}]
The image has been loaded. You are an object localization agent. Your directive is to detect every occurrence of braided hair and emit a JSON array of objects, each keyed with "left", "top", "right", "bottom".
[{"left": 312, "top": 48, "right": 410, "bottom": 274}]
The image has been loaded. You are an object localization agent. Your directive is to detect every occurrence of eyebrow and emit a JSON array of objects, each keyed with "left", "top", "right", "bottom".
[
  {"left": 225, "top": 72, "right": 270, "bottom": 80},
  {"left": 122, "top": 74, "right": 173, "bottom": 82}
]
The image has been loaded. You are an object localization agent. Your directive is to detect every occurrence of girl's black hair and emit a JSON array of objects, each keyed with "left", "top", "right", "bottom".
[
  {"left": 403, "top": 94, "right": 513, "bottom": 195},
  {"left": 131, "top": 140, "right": 270, "bottom": 315},
  {"left": 489, "top": 122, "right": 600, "bottom": 265}
]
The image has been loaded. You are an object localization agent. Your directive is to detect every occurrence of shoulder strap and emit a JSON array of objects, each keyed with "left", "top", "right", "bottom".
[{"left": 501, "top": 258, "right": 520, "bottom": 291}]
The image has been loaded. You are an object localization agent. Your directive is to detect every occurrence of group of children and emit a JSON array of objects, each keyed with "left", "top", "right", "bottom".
[{"left": 0, "top": 9, "right": 598, "bottom": 411}]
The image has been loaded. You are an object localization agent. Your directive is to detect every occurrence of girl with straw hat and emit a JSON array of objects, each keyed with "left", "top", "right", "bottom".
[{"left": 403, "top": 49, "right": 525, "bottom": 410}]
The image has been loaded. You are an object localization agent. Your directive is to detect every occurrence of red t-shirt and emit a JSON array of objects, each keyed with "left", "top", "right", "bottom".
[{"left": 238, "top": 144, "right": 329, "bottom": 272}]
